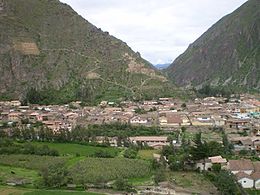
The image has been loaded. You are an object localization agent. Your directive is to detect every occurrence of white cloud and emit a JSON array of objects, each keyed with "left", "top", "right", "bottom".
[{"left": 60, "top": 0, "right": 248, "bottom": 64}]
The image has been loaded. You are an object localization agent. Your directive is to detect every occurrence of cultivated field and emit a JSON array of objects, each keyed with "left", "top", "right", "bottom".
[{"left": 70, "top": 157, "right": 152, "bottom": 183}]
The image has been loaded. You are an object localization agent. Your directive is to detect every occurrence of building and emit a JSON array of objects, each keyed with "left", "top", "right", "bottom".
[
  {"left": 236, "top": 172, "right": 254, "bottom": 188},
  {"left": 129, "top": 136, "right": 169, "bottom": 149},
  {"left": 228, "top": 159, "right": 254, "bottom": 175},
  {"left": 196, "top": 156, "right": 227, "bottom": 171}
]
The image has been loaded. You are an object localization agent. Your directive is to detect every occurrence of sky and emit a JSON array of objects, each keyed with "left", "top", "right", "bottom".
[{"left": 60, "top": 0, "right": 248, "bottom": 64}]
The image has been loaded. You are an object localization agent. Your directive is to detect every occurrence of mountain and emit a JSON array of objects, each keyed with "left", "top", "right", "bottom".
[
  {"left": 154, "top": 63, "right": 170, "bottom": 70},
  {"left": 0, "top": 0, "right": 181, "bottom": 104},
  {"left": 166, "top": 0, "right": 260, "bottom": 92}
]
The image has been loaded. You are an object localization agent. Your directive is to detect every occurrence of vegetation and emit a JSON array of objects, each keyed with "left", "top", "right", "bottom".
[
  {"left": 0, "top": 165, "right": 40, "bottom": 187},
  {"left": 205, "top": 170, "right": 244, "bottom": 195},
  {"left": 0, "top": 155, "right": 68, "bottom": 170},
  {"left": 0, "top": 0, "right": 182, "bottom": 105},
  {"left": 29, "top": 142, "right": 120, "bottom": 157},
  {"left": 0, "top": 140, "right": 59, "bottom": 156},
  {"left": 5, "top": 123, "right": 166, "bottom": 144},
  {"left": 24, "top": 191, "right": 103, "bottom": 195},
  {"left": 69, "top": 158, "right": 151, "bottom": 184},
  {"left": 196, "top": 85, "right": 234, "bottom": 98}
]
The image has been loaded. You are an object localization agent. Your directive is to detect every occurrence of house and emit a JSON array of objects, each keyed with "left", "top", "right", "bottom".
[
  {"left": 235, "top": 138, "right": 254, "bottom": 151},
  {"left": 165, "top": 114, "right": 182, "bottom": 127},
  {"left": 10, "top": 100, "right": 21, "bottom": 107},
  {"left": 191, "top": 115, "right": 214, "bottom": 126},
  {"left": 29, "top": 112, "right": 42, "bottom": 122},
  {"left": 196, "top": 156, "right": 227, "bottom": 171},
  {"left": 228, "top": 159, "right": 254, "bottom": 175},
  {"left": 8, "top": 112, "right": 21, "bottom": 122},
  {"left": 42, "top": 120, "right": 62, "bottom": 132},
  {"left": 129, "top": 136, "right": 169, "bottom": 149},
  {"left": 196, "top": 159, "right": 212, "bottom": 171},
  {"left": 236, "top": 172, "right": 254, "bottom": 188},
  {"left": 226, "top": 119, "right": 251, "bottom": 129},
  {"left": 227, "top": 159, "right": 260, "bottom": 189},
  {"left": 159, "top": 113, "right": 190, "bottom": 127},
  {"left": 130, "top": 116, "right": 148, "bottom": 125},
  {"left": 212, "top": 115, "right": 226, "bottom": 127}
]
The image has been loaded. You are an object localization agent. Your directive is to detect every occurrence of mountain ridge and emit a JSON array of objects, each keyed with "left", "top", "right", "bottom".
[
  {"left": 0, "top": 0, "right": 182, "bottom": 104},
  {"left": 166, "top": 0, "right": 260, "bottom": 92}
]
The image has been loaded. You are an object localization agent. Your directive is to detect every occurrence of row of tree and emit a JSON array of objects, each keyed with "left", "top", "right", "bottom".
[{"left": 0, "top": 139, "right": 59, "bottom": 156}]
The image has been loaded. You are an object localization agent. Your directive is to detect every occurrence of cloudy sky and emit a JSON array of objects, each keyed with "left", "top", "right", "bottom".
[{"left": 60, "top": 0, "right": 247, "bottom": 64}]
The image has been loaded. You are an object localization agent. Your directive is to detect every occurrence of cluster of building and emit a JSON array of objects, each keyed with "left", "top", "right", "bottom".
[
  {"left": 197, "top": 157, "right": 260, "bottom": 189},
  {"left": 0, "top": 94, "right": 259, "bottom": 148},
  {"left": 0, "top": 100, "right": 84, "bottom": 132}
]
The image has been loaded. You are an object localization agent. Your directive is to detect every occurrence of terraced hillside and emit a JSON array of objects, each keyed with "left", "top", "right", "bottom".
[{"left": 0, "top": 0, "right": 180, "bottom": 104}]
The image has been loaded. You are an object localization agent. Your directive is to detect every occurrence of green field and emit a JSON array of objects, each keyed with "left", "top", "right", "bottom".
[
  {"left": 26, "top": 142, "right": 120, "bottom": 157},
  {"left": 0, "top": 186, "right": 104, "bottom": 195},
  {"left": 138, "top": 149, "right": 159, "bottom": 160},
  {"left": 0, "top": 154, "right": 152, "bottom": 186},
  {"left": 0, "top": 165, "right": 40, "bottom": 187},
  {"left": 0, "top": 155, "right": 68, "bottom": 170},
  {"left": 70, "top": 157, "right": 152, "bottom": 183},
  {"left": 24, "top": 190, "right": 103, "bottom": 195}
]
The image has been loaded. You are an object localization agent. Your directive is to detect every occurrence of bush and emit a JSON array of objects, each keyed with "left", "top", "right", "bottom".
[{"left": 123, "top": 148, "right": 138, "bottom": 159}]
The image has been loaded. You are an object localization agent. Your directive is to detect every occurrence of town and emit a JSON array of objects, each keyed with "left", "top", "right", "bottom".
[{"left": 0, "top": 94, "right": 260, "bottom": 193}]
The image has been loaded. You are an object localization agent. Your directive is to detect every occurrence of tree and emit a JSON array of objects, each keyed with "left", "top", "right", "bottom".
[
  {"left": 190, "top": 133, "right": 224, "bottom": 160},
  {"left": 222, "top": 133, "right": 233, "bottom": 155},
  {"left": 206, "top": 170, "right": 243, "bottom": 195},
  {"left": 168, "top": 155, "right": 184, "bottom": 171},
  {"left": 154, "top": 168, "right": 166, "bottom": 185},
  {"left": 212, "top": 164, "right": 221, "bottom": 172},
  {"left": 123, "top": 148, "right": 138, "bottom": 159},
  {"left": 41, "top": 162, "right": 68, "bottom": 187},
  {"left": 113, "top": 178, "right": 133, "bottom": 191}
]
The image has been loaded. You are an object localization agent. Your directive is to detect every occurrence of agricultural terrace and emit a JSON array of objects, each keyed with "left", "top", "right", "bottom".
[{"left": 69, "top": 158, "right": 152, "bottom": 183}]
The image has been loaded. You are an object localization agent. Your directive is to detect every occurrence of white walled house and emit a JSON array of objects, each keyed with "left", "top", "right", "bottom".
[
  {"left": 196, "top": 159, "right": 212, "bottom": 171},
  {"left": 236, "top": 172, "right": 254, "bottom": 188},
  {"left": 130, "top": 116, "right": 148, "bottom": 125},
  {"left": 196, "top": 156, "right": 227, "bottom": 171}
]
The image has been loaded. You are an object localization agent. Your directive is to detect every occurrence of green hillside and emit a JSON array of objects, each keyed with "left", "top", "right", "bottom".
[{"left": 0, "top": 0, "right": 181, "bottom": 104}]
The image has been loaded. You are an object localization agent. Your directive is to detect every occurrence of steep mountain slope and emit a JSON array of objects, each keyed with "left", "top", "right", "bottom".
[
  {"left": 0, "top": 0, "right": 180, "bottom": 104},
  {"left": 166, "top": 0, "right": 260, "bottom": 92}
]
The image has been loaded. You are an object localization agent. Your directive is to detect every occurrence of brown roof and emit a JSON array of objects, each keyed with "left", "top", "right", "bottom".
[
  {"left": 166, "top": 114, "right": 182, "bottom": 124},
  {"left": 129, "top": 136, "right": 168, "bottom": 142},
  {"left": 229, "top": 159, "right": 254, "bottom": 171},
  {"left": 235, "top": 172, "right": 253, "bottom": 180},
  {"left": 251, "top": 172, "right": 260, "bottom": 180},
  {"left": 209, "top": 156, "right": 227, "bottom": 164},
  {"left": 253, "top": 162, "right": 260, "bottom": 172},
  {"left": 241, "top": 139, "right": 253, "bottom": 146}
]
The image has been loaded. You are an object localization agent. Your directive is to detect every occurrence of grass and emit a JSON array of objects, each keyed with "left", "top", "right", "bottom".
[
  {"left": 137, "top": 149, "right": 159, "bottom": 160},
  {"left": 0, "top": 165, "right": 40, "bottom": 187},
  {"left": 128, "top": 176, "right": 153, "bottom": 186},
  {"left": 245, "top": 189, "right": 260, "bottom": 195},
  {"left": 0, "top": 186, "right": 29, "bottom": 195},
  {"left": 27, "top": 142, "right": 120, "bottom": 157},
  {"left": 0, "top": 186, "right": 104, "bottom": 195},
  {"left": 24, "top": 190, "right": 103, "bottom": 195},
  {"left": 0, "top": 155, "right": 68, "bottom": 170},
  {"left": 168, "top": 171, "right": 216, "bottom": 193}
]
